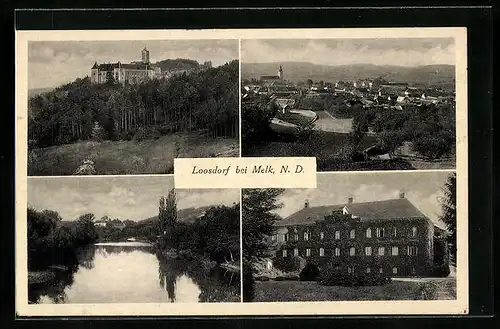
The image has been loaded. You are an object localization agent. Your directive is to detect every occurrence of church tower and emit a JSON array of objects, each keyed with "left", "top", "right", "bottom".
[
  {"left": 141, "top": 47, "right": 150, "bottom": 64},
  {"left": 278, "top": 65, "right": 283, "bottom": 80}
]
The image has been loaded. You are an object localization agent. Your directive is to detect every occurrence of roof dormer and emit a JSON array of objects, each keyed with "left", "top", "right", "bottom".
[{"left": 342, "top": 206, "right": 350, "bottom": 215}]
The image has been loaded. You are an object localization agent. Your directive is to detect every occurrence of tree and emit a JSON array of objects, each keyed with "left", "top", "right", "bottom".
[
  {"left": 377, "top": 130, "right": 404, "bottom": 158},
  {"left": 158, "top": 188, "right": 177, "bottom": 247},
  {"left": 242, "top": 188, "right": 284, "bottom": 301},
  {"left": 438, "top": 173, "right": 456, "bottom": 266},
  {"left": 91, "top": 121, "right": 105, "bottom": 141}
]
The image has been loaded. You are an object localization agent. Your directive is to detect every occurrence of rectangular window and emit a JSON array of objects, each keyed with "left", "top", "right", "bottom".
[
  {"left": 349, "top": 247, "right": 356, "bottom": 256},
  {"left": 306, "top": 248, "right": 311, "bottom": 257},
  {"left": 319, "top": 248, "right": 325, "bottom": 256},
  {"left": 320, "top": 232, "right": 324, "bottom": 240},
  {"left": 350, "top": 229, "right": 356, "bottom": 239},
  {"left": 408, "top": 246, "right": 418, "bottom": 256},
  {"left": 294, "top": 248, "right": 299, "bottom": 256},
  {"left": 393, "top": 227, "right": 397, "bottom": 237},
  {"left": 391, "top": 246, "right": 399, "bottom": 256},
  {"left": 392, "top": 267, "right": 398, "bottom": 274},
  {"left": 304, "top": 232, "right": 309, "bottom": 241},
  {"left": 334, "top": 247, "right": 341, "bottom": 256},
  {"left": 379, "top": 267, "right": 383, "bottom": 274},
  {"left": 348, "top": 266, "right": 354, "bottom": 274},
  {"left": 271, "top": 235, "right": 276, "bottom": 241},
  {"left": 376, "top": 228, "right": 385, "bottom": 238},
  {"left": 366, "top": 228, "right": 372, "bottom": 238},
  {"left": 378, "top": 246, "right": 385, "bottom": 256},
  {"left": 365, "top": 246, "right": 372, "bottom": 256},
  {"left": 335, "top": 230, "right": 341, "bottom": 240},
  {"left": 282, "top": 249, "right": 287, "bottom": 257},
  {"left": 366, "top": 267, "right": 371, "bottom": 273},
  {"left": 412, "top": 268, "right": 416, "bottom": 275},
  {"left": 294, "top": 234, "right": 299, "bottom": 241},
  {"left": 412, "top": 227, "right": 418, "bottom": 237},
  {"left": 284, "top": 233, "right": 289, "bottom": 242}
]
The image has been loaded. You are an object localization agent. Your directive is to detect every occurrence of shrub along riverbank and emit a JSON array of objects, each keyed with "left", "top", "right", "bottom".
[{"left": 28, "top": 207, "right": 99, "bottom": 284}]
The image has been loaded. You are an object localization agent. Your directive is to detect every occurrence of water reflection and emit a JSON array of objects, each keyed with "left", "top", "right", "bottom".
[{"left": 29, "top": 242, "right": 240, "bottom": 304}]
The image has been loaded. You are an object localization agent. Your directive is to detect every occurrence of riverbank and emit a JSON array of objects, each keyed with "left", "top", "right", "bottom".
[
  {"left": 159, "top": 248, "right": 241, "bottom": 273},
  {"left": 28, "top": 270, "right": 56, "bottom": 285}
]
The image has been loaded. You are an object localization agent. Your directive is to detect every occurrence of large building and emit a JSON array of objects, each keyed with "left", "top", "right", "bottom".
[
  {"left": 90, "top": 47, "right": 162, "bottom": 84},
  {"left": 271, "top": 192, "right": 447, "bottom": 277}
]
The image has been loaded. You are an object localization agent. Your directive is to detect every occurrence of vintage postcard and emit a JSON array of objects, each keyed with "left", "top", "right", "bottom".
[{"left": 16, "top": 28, "right": 467, "bottom": 316}]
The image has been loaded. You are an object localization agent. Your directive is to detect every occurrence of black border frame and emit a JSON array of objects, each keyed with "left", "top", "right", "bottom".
[{"left": 2, "top": 4, "right": 494, "bottom": 327}]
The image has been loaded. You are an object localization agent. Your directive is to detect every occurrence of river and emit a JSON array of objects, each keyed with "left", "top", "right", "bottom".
[{"left": 28, "top": 242, "right": 240, "bottom": 304}]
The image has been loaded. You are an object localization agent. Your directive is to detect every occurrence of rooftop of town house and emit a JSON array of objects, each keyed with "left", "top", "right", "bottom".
[{"left": 276, "top": 196, "right": 429, "bottom": 227}]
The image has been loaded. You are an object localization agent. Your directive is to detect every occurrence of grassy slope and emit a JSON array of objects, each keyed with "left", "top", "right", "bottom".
[
  {"left": 29, "top": 133, "right": 238, "bottom": 176},
  {"left": 254, "top": 278, "right": 456, "bottom": 302}
]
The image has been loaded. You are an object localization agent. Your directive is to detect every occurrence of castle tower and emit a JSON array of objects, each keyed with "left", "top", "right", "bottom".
[
  {"left": 278, "top": 65, "right": 283, "bottom": 80},
  {"left": 142, "top": 47, "right": 150, "bottom": 64}
]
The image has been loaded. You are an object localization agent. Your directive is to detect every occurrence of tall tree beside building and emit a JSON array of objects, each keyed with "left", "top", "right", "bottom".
[
  {"left": 439, "top": 172, "right": 456, "bottom": 266},
  {"left": 242, "top": 188, "right": 284, "bottom": 301}
]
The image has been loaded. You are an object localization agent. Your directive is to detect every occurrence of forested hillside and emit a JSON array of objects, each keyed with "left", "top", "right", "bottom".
[{"left": 28, "top": 60, "right": 239, "bottom": 149}]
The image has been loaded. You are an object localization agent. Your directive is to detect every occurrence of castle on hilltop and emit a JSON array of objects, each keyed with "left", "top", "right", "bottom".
[{"left": 90, "top": 47, "right": 162, "bottom": 84}]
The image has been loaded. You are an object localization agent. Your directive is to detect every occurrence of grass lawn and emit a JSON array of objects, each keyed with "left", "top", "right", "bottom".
[
  {"left": 253, "top": 278, "right": 456, "bottom": 302},
  {"left": 29, "top": 133, "right": 238, "bottom": 176},
  {"left": 275, "top": 112, "right": 315, "bottom": 128}
]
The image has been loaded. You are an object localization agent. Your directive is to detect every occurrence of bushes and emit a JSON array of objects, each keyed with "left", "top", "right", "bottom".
[
  {"left": 133, "top": 127, "right": 162, "bottom": 141},
  {"left": 318, "top": 266, "right": 392, "bottom": 287},
  {"left": 299, "top": 263, "right": 320, "bottom": 281},
  {"left": 273, "top": 255, "right": 301, "bottom": 272}
]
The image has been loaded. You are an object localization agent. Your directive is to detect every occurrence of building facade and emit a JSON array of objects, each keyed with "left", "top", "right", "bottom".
[
  {"left": 90, "top": 47, "right": 162, "bottom": 84},
  {"left": 271, "top": 193, "right": 441, "bottom": 277}
]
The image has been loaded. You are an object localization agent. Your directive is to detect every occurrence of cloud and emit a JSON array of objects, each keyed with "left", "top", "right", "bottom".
[
  {"left": 241, "top": 38, "right": 455, "bottom": 67},
  {"left": 28, "top": 40, "right": 238, "bottom": 89},
  {"left": 28, "top": 177, "right": 239, "bottom": 222}
]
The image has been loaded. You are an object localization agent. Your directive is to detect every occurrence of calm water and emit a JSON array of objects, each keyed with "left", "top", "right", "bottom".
[{"left": 28, "top": 242, "right": 240, "bottom": 304}]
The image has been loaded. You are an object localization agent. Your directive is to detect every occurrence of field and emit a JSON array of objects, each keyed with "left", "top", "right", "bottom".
[
  {"left": 253, "top": 277, "right": 456, "bottom": 302},
  {"left": 313, "top": 110, "right": 353, "bottom": 133},
  {"left": 244, "top": 131, "right": 376, "bottom": 158},
  {"left": 28, "top": 133, "right": 238, "bottom": 176}
]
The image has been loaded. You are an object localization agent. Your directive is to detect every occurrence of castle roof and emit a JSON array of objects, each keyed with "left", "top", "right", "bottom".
[
  {"left": 94, "top": 62, "right": 154, "bottom": 71},
  {"left": 277, "top": 198, "right": 428, "bottom": 227}
]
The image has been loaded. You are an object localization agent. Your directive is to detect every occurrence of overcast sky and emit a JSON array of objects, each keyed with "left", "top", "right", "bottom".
[
  {"left": 241, "top": 38, "right": 455, "bottom": 67},
  {"left": 28, "top": 176, "right": 240, "bottom": 222},
  {"left": 28, "top": 40, "right": 238, "bottom": 89},
  {"left": 274, "top": 171, "right": 454, "bottom": 228}
]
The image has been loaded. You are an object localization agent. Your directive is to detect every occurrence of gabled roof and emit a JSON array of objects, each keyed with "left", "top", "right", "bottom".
[{"left": 277, "top": 198, "right": 428, "bottom": 227}]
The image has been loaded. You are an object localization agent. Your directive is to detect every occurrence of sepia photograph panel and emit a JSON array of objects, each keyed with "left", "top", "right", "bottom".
[
  {"left": 242, "top": 171, "right": 457, "bottom": 302},
  {"left": 241, "top": 38, "right": 457, "bottom": 172},
  {"left": 27, "top": 40, "right": 239, "bottom": 176},
  {"left": 25, "top": 176, "right": 241, "bottom": 304}
]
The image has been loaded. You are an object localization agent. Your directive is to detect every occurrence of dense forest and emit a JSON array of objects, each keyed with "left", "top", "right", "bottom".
[
  {"left": 28, "top": 208, "right": 98, "bottom": 270},
  {"left": 28, "top": 60, "right": 239, "bottom": 149}
]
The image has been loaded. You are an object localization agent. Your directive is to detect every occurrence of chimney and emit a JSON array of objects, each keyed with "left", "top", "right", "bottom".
[
  {"left": 348, "top": 197, "right": 353, "bottom": 204},
  {"left": 304, "top": 199, "right": 310, "bottom": 208},
  {"left": 399, "top": 191, "right": 405, "bottom": 199}
]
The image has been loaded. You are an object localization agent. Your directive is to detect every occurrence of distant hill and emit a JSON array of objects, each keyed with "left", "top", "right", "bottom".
[
  {"left": 242, "top": 62, "right": 455, "bottom": 88},
  {"left": 139, "top": 205, "right": 214, "bottom": 225},
  {"left": 154, "top": 58, "right": 200, "bottom": 72},
  {"left": 28, "top": 87, "right": 55, "bottom": 99}
]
